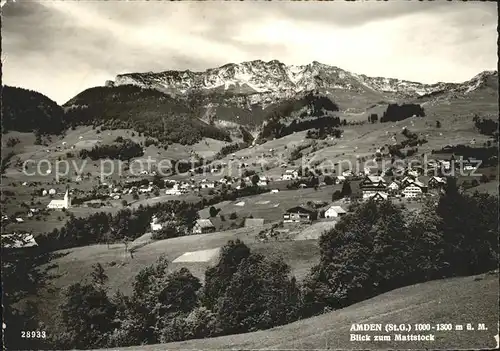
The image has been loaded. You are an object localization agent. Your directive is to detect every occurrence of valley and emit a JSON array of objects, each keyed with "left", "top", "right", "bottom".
[{"left": 1, "top": 60, "right": 498, "bottom": 350}]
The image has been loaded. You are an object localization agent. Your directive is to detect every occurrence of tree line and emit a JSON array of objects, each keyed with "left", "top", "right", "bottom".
[
  {"left": 380, "top": 103, "right": 425, "bottom": 123},
  {"left": 473, "top": 115, "right": 499, "bottom": 139},
  {"left": 79, "top": 138, "right": 144, "bottom": 161}
]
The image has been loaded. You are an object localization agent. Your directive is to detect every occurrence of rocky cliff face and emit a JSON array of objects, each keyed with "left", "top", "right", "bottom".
[{"left": 110, "top": 60, "right": 497, "bottom": 103}]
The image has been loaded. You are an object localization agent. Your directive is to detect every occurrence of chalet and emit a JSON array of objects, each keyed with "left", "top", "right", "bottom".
[
  {"left": 401, "top": 176, "right": 416, "bottom": 187},
  {"left": 192, "top": 219, "right": 216, "bottom": 234},
  {"left": 387, "top": 181, "right": 401, "bottom": 192},
  {"left": 428, "top": 176, "right": 447, "bottom": 188},
  {"left": 324, "top": 205, "right": 347, "bottom": 219},
  {"left": 401, "top": 180, "right": 427, "bottom": 198},
  {"left": 283, "top": 206, "right": 317, "bottom": 223},
  {"left": 150, "top": 215, "right": 163, "bottom": 232},
  {"left": 359, "top": 176, "right": 387, "bottom": 200}
]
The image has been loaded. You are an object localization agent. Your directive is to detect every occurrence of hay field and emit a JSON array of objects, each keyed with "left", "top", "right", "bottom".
[{"left": 199, "top": 186, "right": 340, "bottom": 222}]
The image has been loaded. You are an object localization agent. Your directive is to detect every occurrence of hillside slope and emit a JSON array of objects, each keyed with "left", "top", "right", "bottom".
[
  {"left": 101, "top": 271, "right": 499, "bottom": 350},
  {"left": 63, "top": 85, "right": 231, "bottom": 145}
]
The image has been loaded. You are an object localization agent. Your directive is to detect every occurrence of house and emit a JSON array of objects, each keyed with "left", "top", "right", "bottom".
[
  {"left": 359, "top": 176, "right": 387, "bottom": 200},
  {"left": 342, "top": 170, "right": 353, "bottom": 177},
  {"left": 428, "top": 176, "right": 447, "bottom": 188},
  {"left": 401, "top": 176, "right": 416, "bottom": 187},
  {"left": 401, "top": 182, "right": 424, "bottom": 198},
  {"left": 47, "top": 188, "right": 71, "bottom": 209},
  {"left": 285, "top": 170, "right": 299, "bottom": 178},
  {"left": 271, "top": 189, "right": 279, "bottom": 193},
  {"left": 370, "top": 192, "right": 388, "bottom": 201},
  {"left": 335, "top": 175, "right": 346, "bottom": 184},
  {"left": 433, "top": 154, "right": 455, "bottom": 171},
  {"left": 460, "top": 158, "right": 480, "bottom": 172},
  {"left": 244, "top": 218, "right": 265, "bottom": 228},
  {"left": 257, "top": 180, "right": 268, "bottom": 187},
  {"left": 192, "top": 219, "right": 216, "bottom": 234},
  {"left": 324, "top": 205, "right": 347, "bottom": 219},
  {"left": 281, "top": 174, "right": 294, "bottom": 181},
  {"left": 201, "top": 182, "right": 215, "bottom": 189},
  {"left": 165, "top": 184, "right": 187, "bottom": 196},
  {"left": 387, "top": 181, "right": 401, "bottom": 192},
  {"left": 283, "top": 206, "right": 317, "bottom": 223},
  {"left": 407, "top": 170, "right": 419, "bottom": 178},
  {"left": 150, "top": 215, "right": 168, "bottom": 232}
]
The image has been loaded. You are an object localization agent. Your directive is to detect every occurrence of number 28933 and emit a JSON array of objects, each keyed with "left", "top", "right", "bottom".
[{"left": 21, "top": 330, "right": 46, "bottom": 339}]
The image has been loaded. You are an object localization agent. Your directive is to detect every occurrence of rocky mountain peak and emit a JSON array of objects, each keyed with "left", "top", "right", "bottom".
[{"left": 110, "top": 60, "right": 497, "bottom": 105}]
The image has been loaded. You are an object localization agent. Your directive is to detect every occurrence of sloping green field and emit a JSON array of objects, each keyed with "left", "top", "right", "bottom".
[{"left": 101, "top": 271, "right": 499, "bottom": 350}]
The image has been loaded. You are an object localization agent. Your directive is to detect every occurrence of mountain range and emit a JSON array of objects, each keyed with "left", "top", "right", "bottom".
[{"left": 107, "top": 60, "right": 498, "bottom": 105}]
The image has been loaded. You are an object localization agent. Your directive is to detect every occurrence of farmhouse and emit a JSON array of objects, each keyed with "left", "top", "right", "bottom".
[
  {"left": 401, "top": 180, "right": 426, "bottom": 198},
  {"left": 434, "top": 154, "right": 455, "bottom": 170},
  {"left": 150, "top": 215, "right": 163, "bottom": 232},
  {"left": 47, "top": 188, "right": 71, "bottom": 209},
  {"left": 428, "top": 176, "right": 447, "bottom": 188},
  {"left": 324, "top": 205, "right": 347, "bottom": 219},
  {"left": 165, "top": 184, "right": 187, "bottom": 195},
  {"left": 387, "top": 181, "right": 401, "bottom": 192},
  {"left": 283, "top": 206, "right": 317, "bottom": 223},
  {"left": 192, "top": 219, "right": 216, "bottom": 234},
  {"left": 201, "top": 182, "right": 215, "bottom": 189},
  {"left": 359, "top": 176, "right": 388, "bottom": 200}
]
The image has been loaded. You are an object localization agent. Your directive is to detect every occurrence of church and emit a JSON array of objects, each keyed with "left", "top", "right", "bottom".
[{"left": 47, "top": 188, "right": 72, "bottom": 209}]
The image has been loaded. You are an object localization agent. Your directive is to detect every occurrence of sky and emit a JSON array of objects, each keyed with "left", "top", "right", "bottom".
[{"left": 1, "top": 0, "right": 497, "bottom": 104}]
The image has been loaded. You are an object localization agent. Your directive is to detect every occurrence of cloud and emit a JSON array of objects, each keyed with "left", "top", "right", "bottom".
[{"left": 1, "top": 0, "right": 497, "bottom": 104}]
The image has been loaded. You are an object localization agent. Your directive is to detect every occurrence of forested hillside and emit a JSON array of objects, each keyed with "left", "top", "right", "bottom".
[
  {"left": 1, "top": 86, "right": 66, "bottom": 134},
  {"left": 64, "top": 85, "right": 231, "bottom": 145}
]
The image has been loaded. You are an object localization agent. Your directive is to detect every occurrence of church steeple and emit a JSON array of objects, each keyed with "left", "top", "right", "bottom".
[{"left": 64, "top": 187, "right": 71, "bottom": 208}]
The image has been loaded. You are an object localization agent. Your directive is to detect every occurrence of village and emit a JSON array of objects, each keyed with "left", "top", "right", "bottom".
[{"left": 3, "top": 145, "right": 472, "bottom": 249}]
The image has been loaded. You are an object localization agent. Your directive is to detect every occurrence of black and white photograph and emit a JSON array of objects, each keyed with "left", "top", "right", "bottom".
[{"left": 1, "top": 0, "right": 499, "bottom": 350}]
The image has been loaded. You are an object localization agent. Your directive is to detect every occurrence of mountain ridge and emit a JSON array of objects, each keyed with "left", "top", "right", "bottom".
[{"left": 108, "top": 60, "right": 497, "bottom": 101}]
